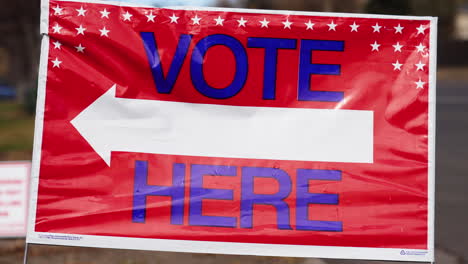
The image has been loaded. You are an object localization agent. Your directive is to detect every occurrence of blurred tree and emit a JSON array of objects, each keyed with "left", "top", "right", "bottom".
[
  {"left": 330, "top": 0, "right": 366, "bottom": 13},
  {"left": 365, "top": 0, "right": 412, "bottom": 15},
  {"left": 0, "top": 48, "right": 8, "bottom": 78},
  {"left": 216, "top": 0, "right": 234, "bottom": 8},
  {"left": 412, "top": 0, "right": 457, "bottom": 39},
  {"left": 245, "top": 0, "right": 328, "bottom": 11},
  {"left": 244, "top": 0, "right": 458, "bottom": 42},
  {"left": 0, "top": 0, "right": 40, "bottom": 110},
  {"left": 245, "top": 0, "right": 369, "bottom": 13}
]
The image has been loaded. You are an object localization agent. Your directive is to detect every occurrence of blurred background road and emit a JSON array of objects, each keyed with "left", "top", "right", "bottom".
[
  {"left": 435, "top": 73, "right": 468, "bottom": 264},
  {"left": 1, "top": 0, "right": 468, "bottom": 263}
]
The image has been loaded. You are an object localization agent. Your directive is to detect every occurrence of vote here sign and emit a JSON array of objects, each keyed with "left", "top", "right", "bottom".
[
  {"left": 27, "top": 0, "right": 436, "bottom": 262},
  {"left": 0, "top": 162, "right": 30, "bottom": 238}
]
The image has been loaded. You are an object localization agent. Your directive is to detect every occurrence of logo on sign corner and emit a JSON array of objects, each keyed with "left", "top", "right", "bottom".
[{"left": 400, "top": 250, "right": 428, "bottom": 256}]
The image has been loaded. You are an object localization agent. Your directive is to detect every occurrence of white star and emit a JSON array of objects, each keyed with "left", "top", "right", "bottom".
[
  {"left": 259, "top": 18, "right": 270, "bottom": 28},
  {"left": 415, "top": 78, "right": 425, "bottom": 89},
  {"left": 282, "top": 19, "right": 293, "bottom": 29},
  {"left": 99, "top": 26, "right": 110, "bottom": 37},
  {"left": 416, "top": 25, "right": 426, "bottom": 35},
  {"left": 416, "top": 43, "right": 426, "bottom": 53},
  {"left": 76, "top": 6, "right": 87, "bottom": 16},
  {"left": 75, "top": 44, "right": 85, "bottom": 53},
  {"left": 415, "top": 61, "right": 426, "bottom": 71},
  {"left": 76, "top": 25, "right": 86, "bottom": 35},
  {"left": 214, "top": 16, "right": 224, "bottom": 26},
  {"left": 393, "top": 42, "right": 404, "bottom": 52},
  {"left": 123, "top": 11, "right": 133, "bottom": 21},
  {"left": 372, "top": 23, "right": 382, "bottom": 33},
  {"left": 327, "top": 21, "right": 337, "bottom": 31},
  {"left": 52, "top": 23, "right": 62, "bottom": 34},
  {"left": 146, "top": 11, "right": 156, "bottom": 22},
  {"left": 53, "top": 41, "right": 62, "bottom": 49},
  {"left": 100, "top": 9, "right": 110, "bottom": 18},
  {"left": 51, "top": 58, "right": 62, "bottom": 68},
  {"left": 53, "top": 5, "right": 63, "bottom": 15},
  {"left": 370, "top": 41, "right": 381, "bottom": 51},
  {"left": 305, "top": 20, "right": 314, "bottom": 30},
  {"left": 237, "top": 17, "right": 247, "bottom": 27},
  {"left": 191, "top": 15, "right": 201, "bottom": 25},
  {"left": 350, "top": 22, "right": 360, "bottom": 32},
  {"left": 169, "top": 13, "right": 179, "bottom": 24},
  {"left": 394, "top": 24, "right": 404, "bottom": 34},
  {"left": 392, "top": 60, "right": 403, "bottom": 71}
]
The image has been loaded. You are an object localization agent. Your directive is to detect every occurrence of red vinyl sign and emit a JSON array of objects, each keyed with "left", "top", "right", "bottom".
[{"left": 27, "top": 0, "right": 436, "bottom": 262}]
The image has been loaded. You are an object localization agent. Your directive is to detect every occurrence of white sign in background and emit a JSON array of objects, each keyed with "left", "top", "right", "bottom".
[{"left": 0, "top": 162, "right": 30, "bottom": 237}]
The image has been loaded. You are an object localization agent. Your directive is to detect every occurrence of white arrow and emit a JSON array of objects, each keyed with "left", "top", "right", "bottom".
[{"left": 71, "top": 85, "right": 374, "bottom": 166}]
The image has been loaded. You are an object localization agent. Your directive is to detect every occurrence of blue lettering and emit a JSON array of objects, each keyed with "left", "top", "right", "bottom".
[
  {"left": 189, "top": 164, "right": 237, "bottom": 227},
  {"left": 296, "top": 169, "right": 342, "bottom": 231},
  {"left": 298, "top": 40, "right": 344, "bottom": 102},
  {"left": 191, "top": 34, "right": 248, "bottom": 99},
  {"left": 247, "top": 38, "right": 297, "bottom": 100},
  {"left": 132, "top": 160, "right": 185, "bottom": 225},
  {"left": 240, "top": 167, "right": 292, "bottom": 229},
  {"left": 132, "top": 161, "right": 343, "bottom": 232},
  {"left": 141, "top": 32, "right": 192, "bottom": 94}
]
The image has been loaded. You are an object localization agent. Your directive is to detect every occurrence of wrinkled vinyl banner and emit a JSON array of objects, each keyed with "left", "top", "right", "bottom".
[{"left": 27, "top": 0, "right": 437, "bottom": 262}]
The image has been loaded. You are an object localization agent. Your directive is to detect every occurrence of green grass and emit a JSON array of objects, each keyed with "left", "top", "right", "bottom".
[{"left": 0, "top": 101, "right": 34, "bottom": 160}]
